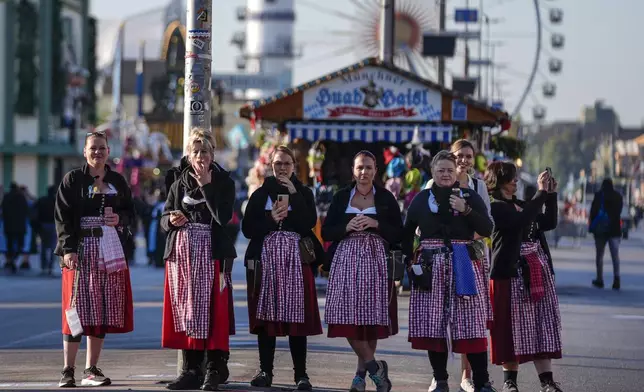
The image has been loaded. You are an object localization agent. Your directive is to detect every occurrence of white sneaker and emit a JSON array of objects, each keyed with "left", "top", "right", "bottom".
[
  {"left": 459, "top": 378, "right": 475, "bottom": 392},
  {"left": 429, "top": 377, "right": 450, "bottom": 392}
]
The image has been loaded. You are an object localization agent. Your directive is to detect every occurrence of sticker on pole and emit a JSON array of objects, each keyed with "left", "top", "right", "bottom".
[
  {"left": 190, "top": 82, "right": 201, "bottom": 93},
  {"left": 192, "top": 39, "right": 205, "bottom": 50},
  {"left": 190, "top": 100, "right": 204, "bottom": 115},
  {"left": 188, "top": 29, "right": 210, "bottom": 39},
  {"left": 197, "top": 8, "right": 208, "bottom": 22}
]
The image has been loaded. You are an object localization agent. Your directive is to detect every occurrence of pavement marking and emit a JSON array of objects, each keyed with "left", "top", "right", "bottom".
[
  {"left": 0, "top": 382, "right": 57, "bottom": 387},
  {"left": 0, "top": 329, "right": 60, "bottom": 348},
  {"left": 127, "top": 374, "right": 175, "bottom": 378},
  {"left": 612, "top": 314, "right": 644, "bottom": 320}
]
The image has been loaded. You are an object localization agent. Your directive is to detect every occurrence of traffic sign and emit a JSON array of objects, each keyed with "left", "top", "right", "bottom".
[
  {"left": 454, "top": 9, "right": 479, "bottom": 23},
  {"left": 212, "top": 73, "right": 286, "bottom": 91}
]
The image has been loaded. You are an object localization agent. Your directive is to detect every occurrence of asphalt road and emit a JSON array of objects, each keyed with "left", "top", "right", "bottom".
[{"left": 0, "top": 230, "right": 643, "bottom": 391}]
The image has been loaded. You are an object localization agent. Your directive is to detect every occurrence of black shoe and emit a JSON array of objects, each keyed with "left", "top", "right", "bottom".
[
  {"left": 540, "top": 381, "right": 563, "bottom": 392},
  {"left": 4, "top": 262, "right": 16, "bottom": 274},
  {"left": 250, "top": 371, "right": 273, "bottom": 388},
  {"left": 592, "top": 279, "right": 604, "bottom": 288},
  {"left": 58, "top": 366, "right": 75, "bottom": 388},
  {"left": 296, "top": 375, "right": 313, "bottom": 391},
  {"left": 218, "top": 351, "right": 230, "bottom": 384},
  {"left": 19, "top": 262, "right": 31, "bottom": 270},
  {"left": 476, "top": 382, "right": 498, "bottom": 392},
  {"left": 81, "top": 366, "right": 111, "bottom": 387},
  {"left": 166, "top": 369, "right": 203, "bottom": 390},
  {"left": 201, "top": 368, "right": 220, "bottom": 391},
  {"left": 501, "top": 380, "right": 519, "bottom": 392},
  {"left": 613, "top": 277, "right": 621, "bottom": 290}
]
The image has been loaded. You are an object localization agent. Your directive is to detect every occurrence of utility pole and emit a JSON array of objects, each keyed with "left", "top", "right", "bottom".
[
  {"left": 438, "top": 0, "right": 446, "bottom": 87},
  {"left": 380, "top": 0, "right": 395, "bottom": 65},
  {"left": 183, "top": 0, "right": 213, "bottom": 150},
  {"left": 476, "top": 0, "right": 484, "bottom": 100},
  {"left": 464, "top": 0, "right": 470, "bottom": 77},
  {"left": 178, "top": 0, "right": 213, "bottom": 375}
]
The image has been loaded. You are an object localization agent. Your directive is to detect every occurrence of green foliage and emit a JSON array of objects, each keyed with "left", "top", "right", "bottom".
[
  {"left": 87, "top": 17, "right": 98, "bottom": 125},
  {"left": 51, "top": 0, "right": 65, "bottom": 115},
  {"left": 489, "top": 136, "right": 526, "bottom": 160},
  {"left": 14, "top": 0, "right": 38, "bottom": 116}
]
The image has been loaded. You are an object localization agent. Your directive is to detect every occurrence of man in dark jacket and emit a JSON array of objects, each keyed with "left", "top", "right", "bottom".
[
  {"left": 35, "top": 185, "right": 57, "bottom": 275},
  {"left": 2, "top": 183, "right": 29, "bottom": 273},
  {"left": 589, "top": 178, "right": 623, "bottom": 290}
]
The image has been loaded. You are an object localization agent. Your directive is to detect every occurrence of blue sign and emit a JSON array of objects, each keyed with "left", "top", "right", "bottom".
[
  {"left": 454, "top": 9, "right": 479, "bottom": 23},
  {"left": 492, "top": 101, "right": 504, "bottom": 111},
  {"left": 452, "top": 99, "right": 467, "bottom": 121}
]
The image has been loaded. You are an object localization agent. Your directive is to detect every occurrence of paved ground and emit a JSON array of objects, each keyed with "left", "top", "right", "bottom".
[{"left": 0, "top": 229, "right": 643, "bottom": 391}]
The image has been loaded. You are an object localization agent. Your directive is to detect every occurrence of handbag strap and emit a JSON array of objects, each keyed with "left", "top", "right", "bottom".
[{"left": 70, "top": 240, "right": 84, "bottom": 308}]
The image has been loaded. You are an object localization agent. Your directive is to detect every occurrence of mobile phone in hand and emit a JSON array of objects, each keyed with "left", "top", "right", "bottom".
[
  {"left": 104, "top": 207, "right": 113, "bottom": 215},
  {"left": 276, "top": 194, "right": 289, "bottom": 209}
]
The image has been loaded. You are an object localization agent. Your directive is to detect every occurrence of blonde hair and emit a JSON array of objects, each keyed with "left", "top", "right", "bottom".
[{"left": 184, "top": 128, "right": 216, "bottom": 157}]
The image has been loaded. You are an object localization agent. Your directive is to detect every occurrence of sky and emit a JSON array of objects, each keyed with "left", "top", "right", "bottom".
[{"left": 92, "top": 0, "right": 644, "bottom": 127}]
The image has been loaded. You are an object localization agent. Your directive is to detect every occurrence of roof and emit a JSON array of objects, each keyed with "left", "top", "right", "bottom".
[
  {"left": 618, "top": 127, "right": 644, "bottom": 141},
  {"left": 239, "top": 57, "right": 509, "bottom": 125}
]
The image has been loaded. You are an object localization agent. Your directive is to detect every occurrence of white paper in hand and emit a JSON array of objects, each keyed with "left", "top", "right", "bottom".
[
  {"left": 65, "top": 307, "right": 84, "bottom": 337},
  {"left": 412, "top": 264, "right": 423, "bottom": 276}
]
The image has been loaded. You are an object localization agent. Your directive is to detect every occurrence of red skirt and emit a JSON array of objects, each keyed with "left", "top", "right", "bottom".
[
  {"left": 161, "top": 262, "right": 230, "bottom": 351},
  {"left": 61, "top": 267, "right": 134, "bottom": 336},
  {"left": 246, "top": 264, "right": 323, "bottom": 337},
  {"left": 226, "top": 272, "right": 235, "bottom": 336},
  {"left": 489, "top": 278, "right": 562, "bottom": 365},
  {"left": 327, "top": 281, "right": 399, "bottom": 341}
]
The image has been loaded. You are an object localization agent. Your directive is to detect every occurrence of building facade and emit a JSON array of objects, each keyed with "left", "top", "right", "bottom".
[{"left": 0, "top": 0, "right": 93, "bottom": 197}]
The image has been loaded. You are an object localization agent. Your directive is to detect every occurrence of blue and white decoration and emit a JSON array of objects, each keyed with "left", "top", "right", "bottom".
[
  {"left": 302, "top": 67, "right": 442, "bottom": 122},
  {"left": 286, "top": 122, "right": 452, "bottom": 143},
  {"left": 451, "top": 99, "right": 468, "bottom": 121}
]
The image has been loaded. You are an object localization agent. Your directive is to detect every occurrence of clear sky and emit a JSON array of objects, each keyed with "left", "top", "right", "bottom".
[{"left": 92, "top": 0, "right": 643, "bottom": 127}]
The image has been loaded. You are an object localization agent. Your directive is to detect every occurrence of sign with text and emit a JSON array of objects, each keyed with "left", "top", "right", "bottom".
[
  {"left": 213, "top": 73, "right": 285, "bottom": 91},
  {"left": 303, "top": 67, "right": 442, "bottom": 121}
]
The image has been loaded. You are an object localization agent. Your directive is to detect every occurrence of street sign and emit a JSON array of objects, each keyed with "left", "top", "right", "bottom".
[
  {"left": 454, "top": 9, "right": 479, "bottom": 23},
  {"left": 212, "top": 73, "right": 285, "bottom": 91},
  {"left": 492, "top": 101, "right": 504, "bottom": 111}
]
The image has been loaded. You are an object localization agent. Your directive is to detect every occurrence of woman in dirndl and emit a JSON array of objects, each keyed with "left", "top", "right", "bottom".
[
  {"left": 403, "top": 150, "right": 495, "bottom": 392},
  {"left": 424, "top": 139, "right": 494, "bottom": 392},
  {"left": 161, "top": 130, "right": 237, "bottom": 391},
  {"left": 242, "top": 145, "right": 323, "bottom": 390},
  {"left": 485, "top": 161, "right": 563, "bottom": 392},
  {"left": 322, "top": 150, "right": 402, "bottom": 392},
  {"left": 55, "top": 131, "right": 135, "bottom": 388}
]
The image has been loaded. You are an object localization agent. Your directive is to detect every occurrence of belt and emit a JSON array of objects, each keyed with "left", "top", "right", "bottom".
[
  {"left": 422, "top": 246, "right": 451, "bottom": 256},
  {"left": 80, "top": 227, "right": 103, "bottom": 238}
]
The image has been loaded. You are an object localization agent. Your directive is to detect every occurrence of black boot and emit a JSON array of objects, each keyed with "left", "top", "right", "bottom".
[
  {"left": 167, "top": 350, "right": 203, "bottom": 391},
  {"left": 218, "top": 350, "right": 230, "bottom": 384},
  {"left": 202, "top": 350, "right": 226, "bottom": 391}
]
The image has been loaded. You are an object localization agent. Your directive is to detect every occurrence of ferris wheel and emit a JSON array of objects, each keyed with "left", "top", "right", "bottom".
[{"left": 292, "top": 0, "right": 565, "bottom": 123}]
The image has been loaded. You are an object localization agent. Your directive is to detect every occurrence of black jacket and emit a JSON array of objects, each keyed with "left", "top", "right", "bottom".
[
  {"left": 161, "top": 164, "right": 237, "bottom": 263},
  {"left": 402, "top": 186, "right": 493, "bottom": 257},
  {"left": 589, "top": 188, "right": 623, "bottom": 238},
  {"left": 241, "top": 175, "right": 324, "bottom": 266},
  {"left": 489, "top": 190, "right": 557, "bottom": 279},
  {"left": 2, "top": 188, "right": 29, "bottom": 234},
  {"left": 165, "top": 156, "right": 191, "bottom": 195},
  {"left": 322, "top": 184, "right": 403, "bottom": 266},
  {"left": 54, "top": 164, "right": 135, "bottom": 257}
]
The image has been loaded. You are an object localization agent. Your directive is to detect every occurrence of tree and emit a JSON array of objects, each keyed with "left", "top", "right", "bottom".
[
  {"left": 14, "top": 0, "right": 38, "bottom": 116},
  {"left": 50, "top": 0, "right": 65, "bottom": 115}
]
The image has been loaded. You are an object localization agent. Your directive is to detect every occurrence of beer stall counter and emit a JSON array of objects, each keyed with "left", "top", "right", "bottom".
[{"left": 239, "top": 57, "right": 510, "bottom": 237}]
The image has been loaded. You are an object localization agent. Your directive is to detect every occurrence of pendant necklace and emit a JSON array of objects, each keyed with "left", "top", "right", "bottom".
[{"left": 356, "top": 187, "right": 371, "bottom": 200}]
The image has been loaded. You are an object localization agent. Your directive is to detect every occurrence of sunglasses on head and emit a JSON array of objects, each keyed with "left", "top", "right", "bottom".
[{"left": 86, "top": 131, "right": 107, "bottom": 137}]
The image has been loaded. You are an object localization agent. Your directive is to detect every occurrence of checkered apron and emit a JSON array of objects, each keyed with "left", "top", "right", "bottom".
[
  {"left": 256, "top": 231, "right": 305, "bottom": 323},
  {"left": 98, "top": 226, "right": 127, "bottom": 274},
  {"left": 510, "top": 241, "right": 562, "bottom": 356},
  {"left": 75, "top": 217, "right": 127, "bottom": 328},
  {"left": 409, "top": 239, "right": 491, "bottom": 344},
  {"left": 325, "top": 232, "right": 389, "bottom": 326},
  {"left": 166, "top": 223, "right": 216, "bottom": 339}
]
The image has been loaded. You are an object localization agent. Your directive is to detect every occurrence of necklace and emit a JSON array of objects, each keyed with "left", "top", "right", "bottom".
[{"left": 356, "top": 187, "right": 372, "bottom": 200}]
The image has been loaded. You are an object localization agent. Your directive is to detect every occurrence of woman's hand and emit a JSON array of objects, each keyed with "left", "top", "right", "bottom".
[
  {"left": 104, "top": 212, "right": 120, "bottom": 226},
  {"left": 449, "top": 195, "right": 467, "bottom": 213},
  {"left": 63, "top": 253, "right": 78, "bottom": 269},
  {"left": 537, "top": 171, "right": 550, "bottom": 191},
  {"left": 346, "top": 216, "right": 363, "bottom": 232},
  {"left": 170, "top": 210, "right": 188, "bottom": 227},
  {"left": 271, "top": 204, "right": 288, "bottom": 223},
  {"left": 548, "top": 177, "right": 558, "bottom": 193},
  {"left": 277, "top": 175, "right": 297, "bottom": 194},
  {"left": 356, "top": 215, "right": 379, "bottom": 230},
  {"left": 190, "top": 162, "right": 212, "bottom": 186}
]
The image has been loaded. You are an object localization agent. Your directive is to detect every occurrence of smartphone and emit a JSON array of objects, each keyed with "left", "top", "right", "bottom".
[
  {"left": 545, "top": 167, "right": 554, "bottom": 191},
  {"left": 546, "top": 167, "right": 552, "bottom": 176},
  {"left": 104, "top": 206, "right": 112, "bottom": 215},
  {"left": 276, "top": 194, "right": 289, "bottom": 210}
]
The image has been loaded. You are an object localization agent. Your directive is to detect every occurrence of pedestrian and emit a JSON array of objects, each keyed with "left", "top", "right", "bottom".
[
  {"left": 164, "top": 138, "right": 234, "bottom": 384},
  {"left": 485, "top": 161, "right": 563, "bottom": 392},
  {"left": 147, "top": 189, "right": 167, "bottom": 268},
  {"left": 403, "top": 150, "right": 495, "bottom": 392},
  {"left": 322, "top": 150, "right": 402, "bottom": 392},
  {"left": 35, "top": 185, "right": 58, "bottom": 275},
  {"left": 160, "top": 130, "right": 236, "bottom": 391},
  {"left": 55, "top": 130, "right": 135, "bottom": 387},
  {"left": 2, "top": 182, "right": 29, "bottom": 273},
  {"left": 242, "top": 145, "right": 323, "bottom": 390},
  {"left": 588, "top": 178, "right": 623, "bottom": 290},
  {"left": 424, "top": 140, "right": 494, "bottom": 392}
]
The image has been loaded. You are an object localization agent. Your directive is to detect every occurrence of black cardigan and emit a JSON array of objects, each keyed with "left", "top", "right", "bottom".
[
  {"left": 489, "top": 190, "right": 558, "bottom": 279},
  {"left": 241, "top": 177, "right": 324, "bottom": 266},
  {"left": 321, "top": 184, "right": 403, "bottom": 263},
  {"left": 54, "top": 164, "right": 135, "bottom": 257},
  {"left": 161, "top": 165, "right": 237, "bottom": 262}
]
